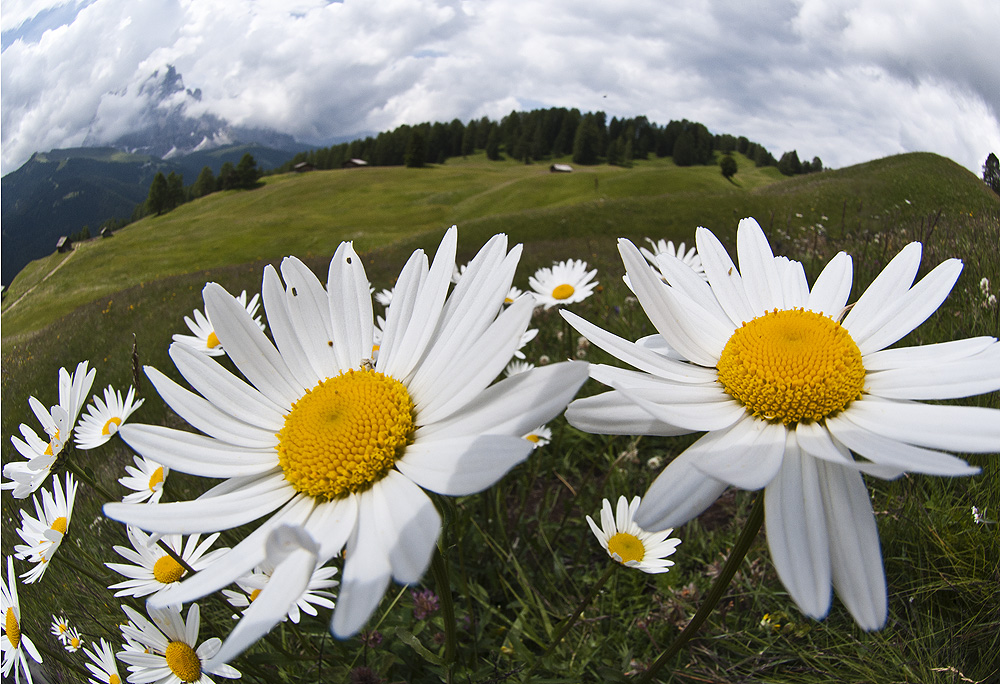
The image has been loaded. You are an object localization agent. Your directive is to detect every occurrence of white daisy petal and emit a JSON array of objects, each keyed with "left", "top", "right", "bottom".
[
  {"left": 561, "top": 310, "right": 717, "bottom": 383},
  {"left": 204, "top": 282, "right": 303, "bottom": 407},
  {"left": 826, "top": 413, "right": 979, "bottom": 476},
  {"left": 119, "top": 424, "right": 278, "bottom": 478},
  {"left": 865, "top": 343, "right": 1000, "bottom": 399},
  {"left": 279, "top": 257, "right": 340, "bottom": 378},
  {"left": 144, "top": 368, "right": 279, "bottom": 447},
  {"left": 841, "top": 241, "right": 922, "bottom": 341},
  {"left": 210, "top": 525, "right": 319, "bottom": 666},
  {"left": 372, "top": 472, "right": 440, "bottom": 583},
  {"left": 687, "top": 415, "right": 786, "bottom": 490},
  {"left": 565, "top": 391, "right": 694, "bottom": 436},
  {"left": 634, "top": 453, "right": 730, "bottom": 530},
  {"left": 696, "top": 224, "right": 754, "bottom": 325},
  {"left": 611, "top": 382, "right": 746, "bottom": 432},
  {"left": 397, "top": 434, "right": 534, "bottom": 496},
  {"left": 327, "top": 241, "right": 375, "bottom": 371},
  {"left": 765, "top": 440, "right": 832, "bottom": 619},
  {"left": 147, "top": 494, "right": 315, "bottom": 609},
  {"left": 262, "top": 264, "right": 324, "bottom": 388},
  {"left": 417, "top": 361, "right": 589, "bottom": 441},
  {"left": 852, "top": 258, "right": 963, "bottom": 355},
  {"left": 842, "top": 397, "right": 1000, "bottom": 454},
  {"left": 169, "top": 344, "right": 286, "bottom": 428},
  {"left": 736, "top": 217, "right": 783, "bottom": 315},
  {"left": 619, "top": 238, "right": 730, "bottom": 364},
  {"left": 862, "top": 336, "right": 997, "bottom": 370},
  {"left": 816, "top": 459, "right": 887, "bottom": 631},
  {"left": 806, "top": 251, "right": 853, "bottom": 317},
  {"left": 333, "top": 495, "right": 393, "bottom": 639},
  {"left": 105, "top": 472, "right": 293, "bottom": 534}
]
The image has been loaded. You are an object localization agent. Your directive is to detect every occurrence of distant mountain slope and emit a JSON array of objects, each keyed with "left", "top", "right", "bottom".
[{"left": 1, "top": 143, "right": 301, "bottom": 285}]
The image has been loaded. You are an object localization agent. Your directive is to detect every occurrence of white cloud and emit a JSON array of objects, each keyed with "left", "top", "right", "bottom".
[{"left": 2, "top": 0, "right": 999, "bottom": 174}]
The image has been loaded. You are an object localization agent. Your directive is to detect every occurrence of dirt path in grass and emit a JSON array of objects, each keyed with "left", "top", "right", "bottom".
[{"left": 1, "top": 249, "right": 77, "bottom": 315}]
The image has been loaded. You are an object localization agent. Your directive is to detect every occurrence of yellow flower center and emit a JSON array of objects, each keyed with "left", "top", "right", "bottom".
[
  {"left": 249, "top": 589, "right": 262, "bottom": 602},
  {"left": 44, "top": 429, "right": 60, "bottom": 456},
  {"left": 5, "top": 607, "right": 19, "bottom": 649},
  {"left": 70, "top": 636, "right": 81, "bottom": 648},
  {"left": 717, "top": 309, "right": 865, "bottom": 425},
  {"left": 607, "top": 532, "right": 645, "bottom": 564},
  {"left": 102, "top": 416, "right": 123, "bottom": 436},
  {"left": 277, "top": 368, "right": 415, "bottom": 500},
  {"left": 148, "top": 466, "right": 164, "bottom": 491},
  {"left": 152, "top": 554, "right": 187, "bottom": 584},
  {"left": 110, "top": 676, "right": 121, "bottom": 684},
  {"left": 50, "top": 516, "right": 68, "bottom": 535},
  {"left": 525, "top": 434, "right": 541, "bottom": 443},
  {"left": 165, "top": 641, "right": 202, "bottom": 682},
  {"left": 206, "top": 331, "right": 221, "bottom": 349},
  {"left": 552, "top": 283, "right": 575, "bottom": 300}
]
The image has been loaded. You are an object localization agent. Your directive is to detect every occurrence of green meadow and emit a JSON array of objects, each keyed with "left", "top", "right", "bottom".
[{"left": 2, "top": 151, "right": 999, "bottom": 683}]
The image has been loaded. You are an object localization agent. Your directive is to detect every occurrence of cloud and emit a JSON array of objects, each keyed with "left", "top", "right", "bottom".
[{"left": 2, "top": 0, "right": 999, "bottom": 175}]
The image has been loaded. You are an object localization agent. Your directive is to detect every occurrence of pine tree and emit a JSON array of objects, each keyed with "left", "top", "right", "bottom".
[
  {"left": 983, "top": 153, "right": 1000, "bottom": 195},
  {"left": 485, "top": 128, "right": 501, "bottom": 160},
  {"left": 192, "top": 166, "right": 216, "bottom": 198},
  {"left": 218, "top": 162, "right": 236, "bottom": 190},
  {"left": 235, "top": 154, "right": 262, "bottom": 188},
  {"left": 572, "top": 115, "right": 601, "bottom": 165},
  {"left": 166, "top": 171, "right": 184, "bottom": 210},
  {"left": 146, "top": 172, "right": 169, "bottom": 215},
  {"left": 405, "top": 131, "right": 427, "bottom": 168},
  {"left": 778, "top": 150, "right": 802, "bottom": 176}
]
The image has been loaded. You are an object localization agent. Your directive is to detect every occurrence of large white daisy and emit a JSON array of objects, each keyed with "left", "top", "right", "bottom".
[
  {"left": 173, "top": 290, "right": 265, "bottom": 357},
  {"left": 564, "top": 217, "right": 1000, "bottom": 630},
  {"left": 2, "top": 556, "right": 43, "bottom": 684},
  {"left": 106, "top": 527, "right": 228, "bottom": 599},
  {"left": 82, "top": 638, "right": 123, "bottom": 684},
  {"left": 586, "top": 496, "right": 681, "bottom": 574},
  {"left": 75, "top": 385, "right": 144, "bottom": 449},
  {"left": 13, "top": 474, "right": 77, "bottom": 584},
  {"left": 117, "top": 604, "right": 239, "bottom": 684},
  {"left": 104, "top": 228, "right": 588, "bottom": 639},
  {"left": 528, "top": 259, "right": 599, "bottom": 309},
  {"left": 119, "top": 455, "right": 170, "bottom": 504}
]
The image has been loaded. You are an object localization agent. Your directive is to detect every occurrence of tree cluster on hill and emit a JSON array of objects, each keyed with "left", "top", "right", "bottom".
[
  {"left": 276, "top": 107, "right": 821, "bottom": 176},
  {"left": 144, "top": 153, "right": 262, "bottom": 216}
]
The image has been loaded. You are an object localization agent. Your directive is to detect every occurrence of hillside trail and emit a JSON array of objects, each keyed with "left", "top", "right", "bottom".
[{"left": 1, "top": 248, "right": 77, "bottom": 316}]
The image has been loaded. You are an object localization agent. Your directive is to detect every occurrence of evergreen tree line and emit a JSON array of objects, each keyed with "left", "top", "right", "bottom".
[
  {"left": 144, "top": 153, "right": 263, "bottom": 217},
  {"left": 278, "top": 107, "right": 823, "bottom": 176}
]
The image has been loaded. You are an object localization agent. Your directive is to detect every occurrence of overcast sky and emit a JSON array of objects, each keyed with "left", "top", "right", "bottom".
[{"left": 2, "top": 0, "right": 999, "bottom": 177}]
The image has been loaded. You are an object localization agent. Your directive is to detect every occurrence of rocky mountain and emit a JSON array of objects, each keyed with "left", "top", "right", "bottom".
[{"left": 2, "top": 65, "right": 308, "bottom": 286}]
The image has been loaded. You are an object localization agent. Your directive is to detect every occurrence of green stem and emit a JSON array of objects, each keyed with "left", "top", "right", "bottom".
[
  {"left": 523, "top": 562, "right": 618, "bottom": 681},
  {"left": 635, "top": 493, "right": 766, "bottom": 684},
  {"left": 61, "top": 455, "right": 117, "bottom": 503},
  {"left": 430, "top": 546, "right": 457, "bottom": 671},
  {"left": 156, "top": 539, "right": 197, "bottom": 577}
]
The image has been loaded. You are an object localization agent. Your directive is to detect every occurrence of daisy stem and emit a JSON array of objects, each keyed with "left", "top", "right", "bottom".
[
  {"left": 430, "top": 546, "right": 457, "bottom": 670},
  {"left": 635, "top": 493, "right": 765, "bottom": 684},
  {"left": 61, "top": 455, "right": 117, "bottom": 503},
  {"left": 523, "top": 561, "right": 618, "bottom": 680},
  {"left": 155, "top": 540, "right": 197, "bottom": 577}
]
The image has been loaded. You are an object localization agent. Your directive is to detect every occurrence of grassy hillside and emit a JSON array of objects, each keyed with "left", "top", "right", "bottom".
[
  {"left": 2, "top": 152, "right": 782, "bottom": 338},
  {"left": 2, "top": 150, "right": 998, "bottom": 684}
]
